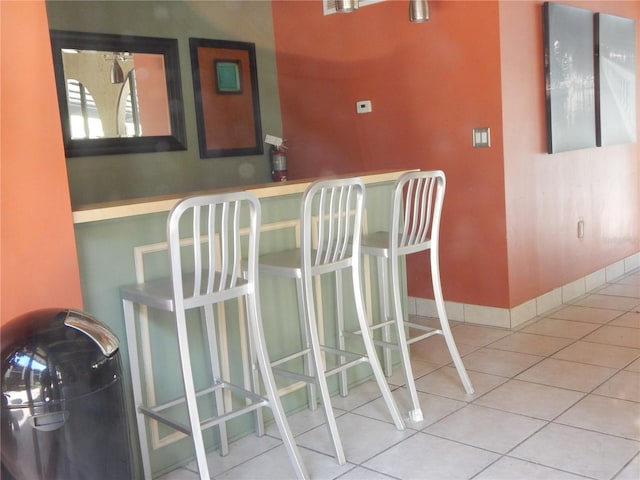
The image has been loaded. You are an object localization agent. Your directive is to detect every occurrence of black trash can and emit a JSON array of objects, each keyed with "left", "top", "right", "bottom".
[{"left": 1, "top": 309, "right": 133, "bottom": 480}]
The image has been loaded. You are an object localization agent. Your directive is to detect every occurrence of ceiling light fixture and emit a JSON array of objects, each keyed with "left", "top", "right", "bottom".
[
  {"left": 110, "top": 57, "right": 124, "bottom": 84},
  {"left": 335, "top": 0, "right": 359, "bottom": 13},
  {"left": 409, "top": 0, "right": 430, "bottom": 23}
]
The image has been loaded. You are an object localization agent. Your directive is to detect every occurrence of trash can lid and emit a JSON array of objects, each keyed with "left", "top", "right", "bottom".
[{"left": 1, "top": 309, "right": 121, "bottom": 408}]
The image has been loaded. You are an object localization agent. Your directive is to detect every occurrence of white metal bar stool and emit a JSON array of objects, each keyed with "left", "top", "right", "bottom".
[
  {"left": 357, "top": 170, "right": 474, "bottom": 423},
  {"left": 257, "top": 177, "right": 405, "bottom": 465},
  {"left": 121, "top": 192, "right": 308, "bottom": 480}
]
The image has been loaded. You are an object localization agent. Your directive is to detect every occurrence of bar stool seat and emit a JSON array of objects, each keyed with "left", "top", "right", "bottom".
[
  {"left": 121, "top": 191, "right": 308, "bottom": 480},
  {"left": 357, "top": 170, "right": 474, "bottom": 423},
  {"left": 255, "top": 177, "right": 405, "bottom": 465}
]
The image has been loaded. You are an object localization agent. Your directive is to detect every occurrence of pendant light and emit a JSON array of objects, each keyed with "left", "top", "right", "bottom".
[
  {"left": 335, "top": 0, "right": 359, "bottom": 13},
  {"left": 110, "top": 57, "right": 124, "bottom": 84},
  {"left": 409, "top": 0, "right": 430, "bottom": 23}
]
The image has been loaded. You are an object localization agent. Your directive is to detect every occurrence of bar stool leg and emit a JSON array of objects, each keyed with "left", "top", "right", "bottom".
[
  {"left": 175, "top": 312, "right": 211, "bottom": 480},
  {"left": 202, "top": 304, "right": 229, "bottom": 455},
  {"left": 302, "top": 273, "right": 347, "bottom": 465},
  {"left": 176, "top": 309, "right": 209, "bottom": 480},
  {"left": 246, "top": 314, "right": 266, "bottom": 438},
  {"left": 335, "top": 271, "right": 349, "bottom": 397},
  {"left": 353, "top": 261, "right": 405, "bottom": 429},
  {"left": 389, "top": 255, "right": 424, "bottom": 422},
  {"left": 295, "top": 278, "right": 318, "bottom": 410},
  {"left": 431, "top": 248, "right": 474, "bottom": 395},
  {"left": 247, "top": 289, "right": 310, "bottom": 479},
  {"left": 377, "top": 256, "right": 394, "bottom": 377},
  {"left": 248, "top": 275, "right": 318, "bottom": 439},
  {"left": 340, "top": 257, "right": 393, "bottom": 400},
  {"left": 122, "top": 299, "right": 153, "bottom": 480}
]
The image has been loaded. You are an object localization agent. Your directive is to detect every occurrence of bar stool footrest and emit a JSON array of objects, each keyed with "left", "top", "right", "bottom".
[
  {"left": 345, "top": 320, "right": 442, "bottom": 347},
  {"left": 321, "top": 346, "right": 370, "bottom": 378},
  {"left": 270, "top": 348, "right": 312, "bottom": 368},
  {"left": 272, "top": 367, "right": 316, "bottom": 385},
  {"left": 343, "top": 319, "right": 395, "bottom": 337},
  {"left": 344, "top": 330, "right": 400, "bottom": 351},
  {"left": 138, "top": 382, "right": 270, "bottom": 437},
  {"left": 273, "top": 346, "right": 369, "bottom": 385},
  {"left": 404, "top": 323, "right": 441, "bottom": 345}
]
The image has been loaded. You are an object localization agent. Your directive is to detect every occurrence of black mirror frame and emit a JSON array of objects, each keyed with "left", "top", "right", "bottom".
[{"left": 50, "top": 30, "right": 187, "bottom": 157}]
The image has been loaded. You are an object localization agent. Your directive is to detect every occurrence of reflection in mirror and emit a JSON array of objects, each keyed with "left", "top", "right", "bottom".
[{"left": 50, "top": 31, "right": 186, "bottom": 157}]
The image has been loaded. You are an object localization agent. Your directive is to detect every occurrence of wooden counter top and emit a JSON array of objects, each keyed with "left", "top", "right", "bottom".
[{"left": 72, "top": 169, "right": 415, "bottom": 224}]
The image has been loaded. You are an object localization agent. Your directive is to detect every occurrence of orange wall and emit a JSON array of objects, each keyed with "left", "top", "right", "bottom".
[
  {"left": 0, "top": 0, "right": 83, "bottom": 324},
  {"left": 500, "top": 0, "right": 640, "bottom": 306},
  {"left": 0, "top": 0, "right": 635, "bottom": 321},
  {"left": 272, "top": 0, "right": 640, "bottom": 309},
  {"left": 272, "top": 0, "right": 510, "bottom": 306}
]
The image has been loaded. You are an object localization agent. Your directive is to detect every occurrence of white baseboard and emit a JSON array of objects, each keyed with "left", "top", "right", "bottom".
[{"left": 409, "top": 252, "right": 640, "bottom": 329}]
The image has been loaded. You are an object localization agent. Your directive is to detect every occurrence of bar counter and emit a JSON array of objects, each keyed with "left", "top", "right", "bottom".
[{"left": 72, "top": 169, "right": 413, "bottom": 476}]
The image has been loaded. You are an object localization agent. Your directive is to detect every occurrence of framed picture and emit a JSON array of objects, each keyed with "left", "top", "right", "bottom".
[
  {"left": 189, "top": 38, "right": 262, "bottom": 158},
  {"left": 543, "top": 2, "right": 596, "bottom": 153},
  {"left": 595, "top": 13, "right": 637, "bottom": 146}
]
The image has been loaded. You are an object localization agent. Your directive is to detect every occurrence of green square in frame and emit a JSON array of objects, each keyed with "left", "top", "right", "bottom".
[{"left": 215, "top": 60, "right": 242, "bottom": 93}]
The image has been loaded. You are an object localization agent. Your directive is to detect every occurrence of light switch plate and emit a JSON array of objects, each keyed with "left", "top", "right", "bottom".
[
  {"left": 472, "top": 127, "right": 491, "bottom": 147},
  {"left": 356, "top": 100, "right": 372, "bottom": 114}
]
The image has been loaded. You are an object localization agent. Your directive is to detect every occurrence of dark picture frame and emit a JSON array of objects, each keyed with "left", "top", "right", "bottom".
[
  {"left": 50, "top": 30, "right": 187, "bottom": 157},
  {"left": 189, "top": 38, "right": 263, "bottom": 158},
  {"left": 543, "top": 2, "right": 596, "bottom": 153},
  {"left": 595, "top": 13, "right": 637, "bottom": 146}
]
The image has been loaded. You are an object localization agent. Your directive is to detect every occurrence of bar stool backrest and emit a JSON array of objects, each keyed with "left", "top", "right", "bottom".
[
  {"left": 300, "top": 177, "right": 365, "bottom": 275},
  {"left": 167, "top": 192, "right": 260, "bottom": 312},
  {"left": 391, "top": 170, "right": 445, "bottom": 257}
]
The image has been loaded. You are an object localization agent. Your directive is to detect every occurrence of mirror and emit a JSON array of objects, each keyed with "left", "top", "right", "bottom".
[{"left": 50, "top": 30, "right": 187, "bottom": 157}]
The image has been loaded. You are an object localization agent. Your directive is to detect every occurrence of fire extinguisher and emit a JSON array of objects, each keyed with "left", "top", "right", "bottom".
[{"left": 270, "top": 144, "right": 287, "bottom": 182}]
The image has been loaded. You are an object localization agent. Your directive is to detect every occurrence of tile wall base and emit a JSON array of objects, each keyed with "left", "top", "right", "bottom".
[{"left": 408, "top": 252, "right": 640, "bottom": 329}]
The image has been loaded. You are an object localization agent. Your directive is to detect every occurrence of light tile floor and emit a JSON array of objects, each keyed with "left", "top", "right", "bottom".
[{"left": 159, "top": 269, "right": 640, "bottom": 479}]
